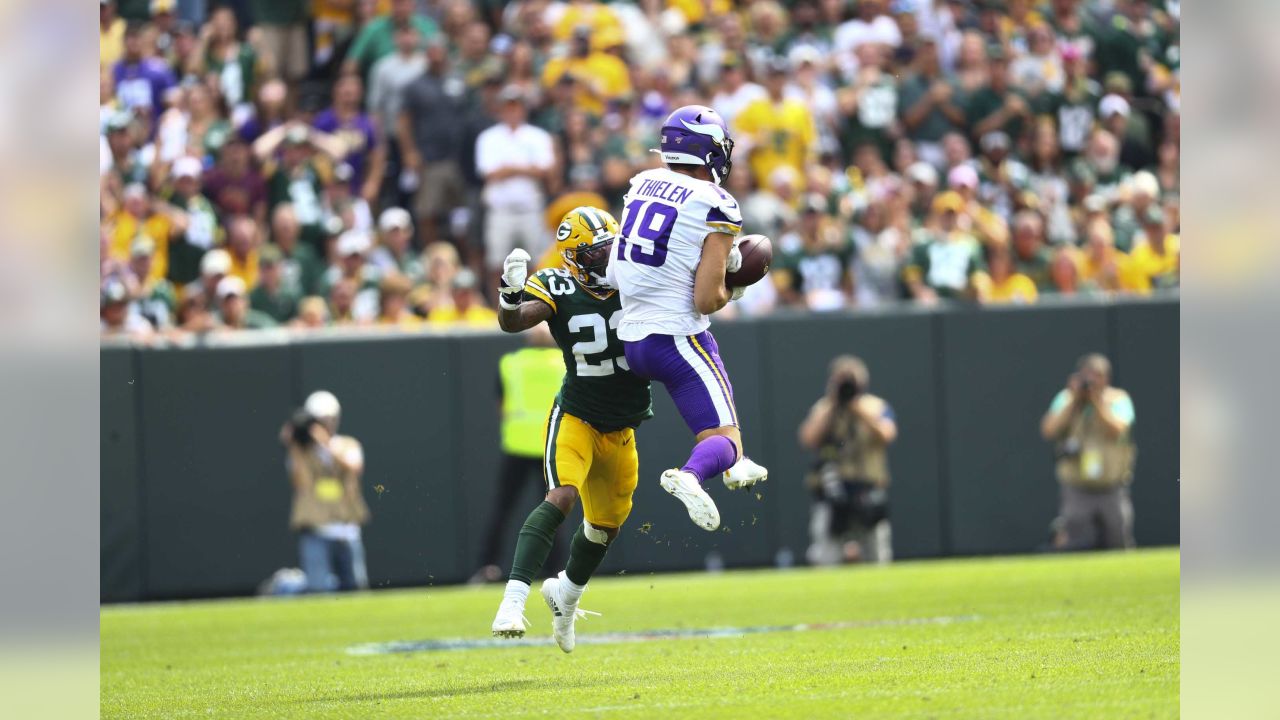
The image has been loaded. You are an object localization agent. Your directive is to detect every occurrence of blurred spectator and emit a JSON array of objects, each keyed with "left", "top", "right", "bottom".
[
  {"left": 541, "top": 25, "right": 631, "bottom": 117},
  {"left": 193, "top": 7, "right": 265, "bottom": 112},
  {"left": 282, "top": 391, "right": 371, "bottom": 592},
  {"left": 774, "top": 195, "right": 852, "bottom": 311},
  {"left": 898, "top": 38, "right": 965, "bottom": 167},
  {"left": 974, "top": 243, "right": 1038, "bottom": 305},
  {"left": 742, "top": 165, "right": 800, "bottom": 244},
  {"left": 106, "top": 183, "right": 176, "bottom": 283},
  {"left": 101, "top": 0, "right": 127, "bottom": 67},
  {"left": 375, "top": 273, "right": 421, "bottom": 328},
  {"left": 259, "top": 124, "right": 344, "bottom": 250},
  {"left": 215, "top": 276, "right": 277, "bottom": 330},
  {"left": 1077, "top": 219, "right": 1146, "bottom": 294},
  {"left": 342, "top": 0, "right": 440, "bottom": 82},
  {"left": 113, "top": 21, "right": 176, "bottom": 125},
  {"left": 735, "top": 57, "right": 818, "bottom": 191},
  {"left": 249, "top": 245, "right": 301, "bottom": 324},
  {"left": 1040, "top": 353, "right": 1136, "bottom": 551},
  {"left": 476, "top": 87, "right": 555, "bottom": 289},
  {"left": 312, "top": 75, "right": 381, "bottom": 201},
  {"left": 902, "top": 192, "right": 984, "bottom": 302},
  {"left": 367, "top": 24, "right": 426, "bottom": 144},
  {"left": 1128, "top": 207, "right": 1179, "bottom": 290},
  {"left": 836, "top": 44, "right": 897, "bottom": 167},
  {"left": 101, "top": 277, "right": 155, "bottom": 340},
  {"left": 850, "top": 198, "right": 909, "bottom": 307},
  {"left": 709, "top": 54, "right": 764, "bottom": 127},
  {"left": 399, "top": 38, "right": 469, "bottom": 246},
  {"left": 426, "top": 269, "right": 497, "bottom": 328},
  {"left": 269, "top": 203, "right": 324, "bottom": 296},
  {"left": 1010, "top": 210, "right": 1053, "bottom": 290},
  {"left": 369, "top": 207, "right": 423, "bottom": 283},
  {"left": 250, "top": 0, "right": 309, "bottom": 83},
  {"left": 224, "top": 215, "right": 263, "bottom": 289},
  {"left": 203, "top": 135, "right": 267, "bottom": 222},
  {"left": 799, "top": 355, "right": 898, "bottom": 565},
  {"left": 127, "top": 236, "right": 177, "bottom": 332},
  {"left": 196, "top": 248, "right": 232, "bottom": 302},
  {"left": 319, "top": 230, "right": 380, "bottom": 321},
  {"left": 1111, "top": 170, "right": 1159, "bottom": 252},
  {"left": 165, "top": 156, "right": 222, "bottom": 285},
  {"left": 293, "top": 296, "right": 331, "bottom": 330}
]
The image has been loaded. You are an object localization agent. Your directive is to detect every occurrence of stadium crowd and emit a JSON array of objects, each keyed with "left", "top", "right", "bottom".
[{"left": 100, "top": 0, "right": 1180, "bottom": 339}]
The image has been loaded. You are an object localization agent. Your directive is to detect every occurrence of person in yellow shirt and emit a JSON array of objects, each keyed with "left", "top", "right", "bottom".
[
  {"left": 108, "top": 184, "right": 175, "bottom": 283},
  {"left": 1127, "top": 207, "right": 1180, "bottom": 289},
  {"left": 734, "top": 57, "right": 818, "bottom": 191},
  {"left": 426, "top": 269, "right": 499, "bottom": 328},
  {"left": 224, "top": 215, "right": 262, "bottom": 291},
  {"left": 100, "top": 0, "right": 127, "bottom": 68},
  {"left": 1077, "top": 219, "right": 1148, "bottom": 294},
  {"left": 376, "top": 273, "right": 423, "bottom": 328},
  {"left": 974, "top": 243, "right": 1039, "bottom": 304},
  {"left": 553, "top": 0, "right": 623, "bottom": 43},
  {"left": 541, "top": 26, "right": 632, "bottom": 117}
]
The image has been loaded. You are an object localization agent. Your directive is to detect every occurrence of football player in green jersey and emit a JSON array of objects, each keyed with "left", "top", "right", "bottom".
[{"left": 489, "top": 206, "right": 653, "bottom": 653}]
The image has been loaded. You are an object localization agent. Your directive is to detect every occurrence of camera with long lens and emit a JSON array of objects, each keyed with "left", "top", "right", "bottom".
[
  {"left": 289, "top": 408, "right": 321, "bottom": 447},
  {"left": 836, "top": 376, "right": 861, "bottom": 404}
]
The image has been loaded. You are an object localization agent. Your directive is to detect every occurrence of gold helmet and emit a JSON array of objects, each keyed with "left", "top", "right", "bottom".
[{"left": 555, "top": 206, "right": 618, "bottom": 289}]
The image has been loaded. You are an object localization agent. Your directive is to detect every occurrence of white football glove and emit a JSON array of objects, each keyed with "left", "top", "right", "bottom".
[
  {"left": 726, "top": 241, "right": 744, "bottom": 274},
  {"left": 499, "top": 248, "right": 532, "bottom": 309},
  {"left": 730, "top": 286, "right": 746, "bottom": 302}
]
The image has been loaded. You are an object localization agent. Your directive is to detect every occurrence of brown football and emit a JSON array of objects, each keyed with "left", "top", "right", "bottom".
[{"left": 725, "top": 234, "right": 773, "bottom": 288}]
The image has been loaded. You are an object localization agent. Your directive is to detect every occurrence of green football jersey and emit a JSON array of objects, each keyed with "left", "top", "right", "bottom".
[{"left": 523, "top": 267, "right": 653, "bottom": 432}]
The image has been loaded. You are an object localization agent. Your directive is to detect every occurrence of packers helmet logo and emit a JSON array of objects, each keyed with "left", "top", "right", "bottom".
[{"left": 556, "top": 220, "right": 573, "bottom": 242}]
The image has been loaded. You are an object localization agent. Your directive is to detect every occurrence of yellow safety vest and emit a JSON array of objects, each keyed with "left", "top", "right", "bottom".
[{"left": 499, "top": 348, "right": 565, "bottom": 458}]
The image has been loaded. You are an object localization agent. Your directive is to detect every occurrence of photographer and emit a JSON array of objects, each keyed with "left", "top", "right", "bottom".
[
  {"left": 798, "top": 356, "right": 898, "bottom": 565},
  {"left": 1040, "top": 353, "right": 1137, "bottom": 551},
  {"left": 280, "top": 390, "right": 371, "bottom": 592}
]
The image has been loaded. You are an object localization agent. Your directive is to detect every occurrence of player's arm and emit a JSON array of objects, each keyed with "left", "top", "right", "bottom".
[
  {"left": 497, "top": 250, "right": 554, "bottom": 332},
  {"left": 694, "top": 232, "right": 735, "bottom": 315}
]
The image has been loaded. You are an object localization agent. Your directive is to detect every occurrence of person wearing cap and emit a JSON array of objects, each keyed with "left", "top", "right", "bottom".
[
  {"left": 1127, "top": 206, "right": 1179, "bottom": 290},
  {"left": 898, "top": 38, "right": 966, "bottom": 165},
  {"left": 260, "top": 123, "right": 343, "bottom": 251},
  {"left": 281, "top": 390, "right": 372, "bottom": 592},
  {"left": 426, "top": 268, "right": 498, "bottom": 328},
  {"left": 112, "top": 20, "right": 176, "bottom": 118},
  {"left": 318, "top": 230, "right": 381, "bottom": 321},
  {"left": 735, "top": 55, "right": 818, "bottom": 190},
  {"left": 101, "top": 277, "right": 155, "bottom": 339},
  {"left": 1099, "top": 90, "right": 1155, "bottom": 171},
  {"left": 399, "top": 38, "right": 469, "bottom": 246},
  {"left": 540, "top": 24, "right": 631, "bottom": 116},
  {"left": 312, "top": 75, "right": 382, "bottom": 201},
  {"left": 107, "top": 183, "right": 176, "bottom": 283},
  {"left": 320, "top": 162, "right": 375, "bottom": 239},
  {"left": 342, "top": 0, "right": 440, "bottom": 82},
  {"left": 902, "top": 191, "right": 985, "bottom": 302},
  {"left": 967, "top": 45, "right": 1032, "bottom": 144},
  {"left": 475, "top": 86, "right": 555, "bottom": 290},
  {"left": 947, "top": 163, "right": 1008, "bottom": 246},
  {"left": 162, "top": 155, "right": 222, "bottom": 285},
  {"left": 195, "top": 247, "right": 233, "bottom": 303},
  {"left": 905, "top": 161, "right": 940, "bottom": 222},
  {"left": 369, "top": 208, "right": 424, "bottom": 283},
  {"left": 709, "top": 54, "right": 765, "bottom": 128},
  {"left": 248, "top": 0, "right": 309, "bottom": 83},
  {"left": 249, "top": 244, "right": 302, "bottom": 324},
  {"left": 375, "top": 272, "right": 422, "bottom": 328},
  {"left": 975, "top": 130, "right": 1029, "bottom": 219},
  {"left": 773, "top": 194, "right": 853, "bottom": 311},
  {"left": 1110, "top": 170, "right": 1159, "bottom": 252},
  {"left": 127, "top": 235, "right": 178, "bottom": 330},
  {"left": 214, "top": 276, "right": 277, "bottom": 330}
]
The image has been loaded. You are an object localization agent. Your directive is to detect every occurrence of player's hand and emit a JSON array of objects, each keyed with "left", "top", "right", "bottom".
[
  {"left": 499, "top": 249, "right": 531, "bottom": 308},
  {"left": 726, "top": 242, "right": 744, "bottom": 274},
  {"left": 730, "top": 286, "right": 746, "bottom": 302}
]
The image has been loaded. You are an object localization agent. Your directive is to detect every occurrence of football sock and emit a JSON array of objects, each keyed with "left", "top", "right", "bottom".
[
  {"left": 681, "top": 435, "right": 740, "bottom": 485},
  {"left": 508, "top": 501, "right": 565, "bottom": 585},
  {"left": 563, "top": 525, "right": 609, "bottom": 589},
  {"left": 502, "top": 579, "right": 530, "bottom": 606}
]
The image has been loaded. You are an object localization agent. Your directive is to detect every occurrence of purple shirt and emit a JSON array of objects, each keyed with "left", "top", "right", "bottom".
[
  {"left": 312, "top": 109, "right": 377, "bottom": 191},
  {"left": 112, "top": 59, "right": 176, "bottom": 115}
]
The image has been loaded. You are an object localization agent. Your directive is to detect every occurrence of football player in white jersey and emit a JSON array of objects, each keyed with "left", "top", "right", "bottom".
[{"left": 606, "top": 104, "right": 768, "bottom": 532}]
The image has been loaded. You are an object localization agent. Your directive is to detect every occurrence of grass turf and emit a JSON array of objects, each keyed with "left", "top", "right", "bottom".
[{"left": 101, "top": 548, "right": 1178, "bottom": 719}]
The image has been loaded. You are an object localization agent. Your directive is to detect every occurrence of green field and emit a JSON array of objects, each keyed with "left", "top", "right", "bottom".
[{"left": 101, "top": 549, "right": 1178, "bottom": 719}]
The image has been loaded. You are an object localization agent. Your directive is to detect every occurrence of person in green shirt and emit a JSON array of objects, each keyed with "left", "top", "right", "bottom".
[
  {"left": 196, "top": 7, "right": 264, "bottom": 110},
  {"left": 269, "top": 203, "right": 325, "bottom": 296},
  {"left": 341, "top": 0, "right": 441, "bottom": 83},
  {"left": 249, "top": 245, "right": 302, "bottom": 323},
  {"left": 965, "top": 47, "right": 1032, "bottom": 145},
  {"left": 902, "top": 191, "right": 985, "bottom": 302},
  {"left": 214, "top": 276, "right": 277, "bottom": 330},
  {"left": 128, "top": 235, "right": 178, "bottom": 331}
]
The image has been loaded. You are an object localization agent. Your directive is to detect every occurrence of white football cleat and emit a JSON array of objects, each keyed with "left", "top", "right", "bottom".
[
  {"left": 540, "top": 573, "right": 599, "bottom": 653},
  {"left": 723, "top": 456, "right": 769, "bottom": 490},
  {"left": 660, "top": 469, "right": 721, "bottom": 531},
  {"left": 491, "top": 595, "right": 530, "bottom": 639}
]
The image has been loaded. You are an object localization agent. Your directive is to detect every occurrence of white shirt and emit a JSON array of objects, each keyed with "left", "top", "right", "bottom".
[
  {"left": 475, "top": 122, "right": 554, "bottom": 211},
  {"left": 710, "top": 83, "right": 767, "bottom": 127},
  {"left": 608, "top": 167, "right": 743, "bottom": 341}
]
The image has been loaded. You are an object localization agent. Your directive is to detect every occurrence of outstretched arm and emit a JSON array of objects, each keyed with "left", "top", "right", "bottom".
[
  {"left": 694, "top": 232, "right": 735, "bottom": 315},
  {"left": 496, "top": 248, "right": 554, "bottom": 332},
  {"left": 498, "top": 299, "right": 553, "bottom": 333}
]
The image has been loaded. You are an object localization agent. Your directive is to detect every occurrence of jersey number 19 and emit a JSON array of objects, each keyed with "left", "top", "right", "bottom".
[{"left": 616, "top": 200, "right": 677, "bottom": 268}]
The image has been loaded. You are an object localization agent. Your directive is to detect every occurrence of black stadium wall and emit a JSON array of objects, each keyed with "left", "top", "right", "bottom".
[{"left": 100, "top": 297, "right": 1179, "bottom": 602}]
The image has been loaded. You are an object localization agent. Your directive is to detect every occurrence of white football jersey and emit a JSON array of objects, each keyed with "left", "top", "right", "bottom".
[{"left": 608, "top": 167, "right": 743, "bottom": 341}]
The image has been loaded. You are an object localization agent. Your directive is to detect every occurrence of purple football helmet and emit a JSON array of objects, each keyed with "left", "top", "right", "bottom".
[{"left": 656, "top": 105, "right": 735, "bottom": 185}]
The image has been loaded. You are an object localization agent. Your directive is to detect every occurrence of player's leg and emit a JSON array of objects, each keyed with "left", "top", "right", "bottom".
[
  {"left": 685, "top": 332, "right": 769, "bottom": 490},
  {"left": 493, "top": 406, "right": 592, "bottom": 637},
  {"left": 541, "top": 428, "right": 636, "bottom": 653}
]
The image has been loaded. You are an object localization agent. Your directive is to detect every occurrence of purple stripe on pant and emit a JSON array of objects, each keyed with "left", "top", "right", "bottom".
[{"left": 623, "top": 331, "right": 738, "bottom": 434}]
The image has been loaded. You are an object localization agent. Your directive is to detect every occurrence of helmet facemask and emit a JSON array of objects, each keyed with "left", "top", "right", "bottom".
[{"left": 567, "top": 238, "right": 614, "bottom": 290}]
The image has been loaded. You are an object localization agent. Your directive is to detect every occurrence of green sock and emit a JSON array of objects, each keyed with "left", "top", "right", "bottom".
[
  {"left": 508, "top": 502, "right": 565, "bottom": 585},
  {"left": 564, "top": 525, "right": 610, "bottom": 586}
]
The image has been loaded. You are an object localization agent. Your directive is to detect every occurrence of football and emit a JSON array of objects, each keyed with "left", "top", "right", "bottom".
[{"left": 725, "top": 234, "right": 773, "bottom": 288}]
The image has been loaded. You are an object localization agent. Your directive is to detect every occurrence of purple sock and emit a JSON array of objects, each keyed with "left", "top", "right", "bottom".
[{"left": 681, "top": 436, "right": 740, "bottom": 484}]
